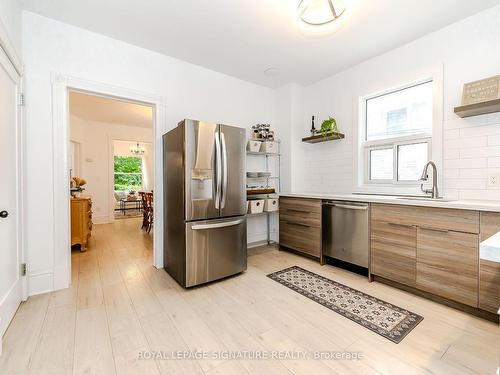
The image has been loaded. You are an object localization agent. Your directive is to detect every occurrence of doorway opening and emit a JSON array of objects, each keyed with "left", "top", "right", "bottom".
[{"left": 68, "top": 90, "right": 155, "bottom": 284}]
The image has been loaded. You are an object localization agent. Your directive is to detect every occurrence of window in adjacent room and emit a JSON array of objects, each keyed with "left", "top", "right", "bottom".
[
  {"left": 114, "top": 156, "right": 143, "bottom": 191},
  {"left": 362, "top": 80, "right": 432, "bottom": 184}
]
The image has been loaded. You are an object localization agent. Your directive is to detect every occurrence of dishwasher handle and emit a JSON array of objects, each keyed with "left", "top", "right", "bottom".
[{"left": 323, "top": 202, "right": 368, "bottom": 211}]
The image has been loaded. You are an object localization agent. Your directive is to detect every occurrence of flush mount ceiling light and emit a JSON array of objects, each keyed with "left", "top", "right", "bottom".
[{"left": 298, "top": 0, "right": 346, "bottom": 28}]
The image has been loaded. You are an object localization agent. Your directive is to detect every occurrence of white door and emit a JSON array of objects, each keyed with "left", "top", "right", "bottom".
[{"left": 0, "top": 47, "right": 23, "bottom": 339}]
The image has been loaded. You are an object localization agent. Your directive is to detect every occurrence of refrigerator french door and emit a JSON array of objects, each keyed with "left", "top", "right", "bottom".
[{"left": 163, "top": 119, "right": 247, "bottom": 287}]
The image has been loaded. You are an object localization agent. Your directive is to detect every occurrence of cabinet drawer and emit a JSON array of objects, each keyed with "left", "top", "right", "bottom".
[
  {"left": 372, "top": 204, "right": 479, "bottom": 234},
  {"left": 279, "top": 220, "right": 320, "bottom": 257},
  {"left": 479, "top": 212, "right": 500, "bottom": 313},
  {"left": 280, "top": 197, "right": 321, "bottom": 227},
  {"left": 417, "top": 228, "right": 479, "bottom": 307},
  {"left": 479, "top": 259, "right": 500, "bottom": 313},
  {"left": 370, "top": 220, "right": 416, "bottom": 286}
]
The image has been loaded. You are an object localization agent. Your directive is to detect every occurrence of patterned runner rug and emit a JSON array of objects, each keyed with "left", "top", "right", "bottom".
[{"left": 267, "top": 266, "right": 423, "bottom": 344}]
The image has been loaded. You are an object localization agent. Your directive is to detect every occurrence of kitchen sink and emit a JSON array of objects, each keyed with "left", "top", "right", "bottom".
[{"left": 396, "top": 196, "right": 455, "bottom": 202}]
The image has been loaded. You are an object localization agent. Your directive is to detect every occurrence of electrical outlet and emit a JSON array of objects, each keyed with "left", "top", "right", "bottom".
[{"left": 488, "top": 174, "right": 500, "bottom": 187}]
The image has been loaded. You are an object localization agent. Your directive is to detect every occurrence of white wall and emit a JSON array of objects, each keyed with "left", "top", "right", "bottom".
[
  {"left": 70, "top": 116, "right": 153, "bottom": 224},
  {"left": 0, "top": 0, "right": 22, "bottom": 63},
  {"left": 294, "top": 5, "right": 500, "bottom": 200},
  {"left": 23, "top": 11, "right": 275, "bottom": 295}
]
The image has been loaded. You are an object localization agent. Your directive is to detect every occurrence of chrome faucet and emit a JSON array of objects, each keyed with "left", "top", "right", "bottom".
[{"left": 420, "top": 161, "right": 439, "bottom": 198}]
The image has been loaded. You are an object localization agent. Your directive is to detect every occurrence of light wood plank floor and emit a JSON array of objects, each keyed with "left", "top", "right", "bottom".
[{"left": 1, "top": 217, "right": 498, "bottom": 375}]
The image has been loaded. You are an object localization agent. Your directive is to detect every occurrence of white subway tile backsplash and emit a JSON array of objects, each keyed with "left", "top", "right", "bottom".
[
  {"left": 443, "top": 189, "right": 459, "bottom": 200},
  {"left": 445, "top": 179, "right": 486, "bottom": 189},
  {"left": 459, "top": 147, "right": 487, "bottom": 159},
  {"left": 488, "top": 134, "right": 500, "bottom": 146},
  {"left": 443, "top": 169, "right": 459, "bottom": 178},
  {"left": 444, "top": 129, "right": 460, "bottom": 140},
  {"left": 444, "top": 149, "right": 460, "bottom": 159},
  {"left": 444, "top": 158, "right": 487, "bottom": 169},
  {"left": 487, "top": 157, "right": 500, "bottom": 168},
  {"left": 459, "top": 123, "right": 500, "bottom": 139},
  {"left": 459, "top": 168, "right": 487, "bottom": 179},
  {"left": 459, "top": 189, "right": 500, "bottom": 201},
  {"left": 445, "top": 137, "right": 488, "bottom": 149}
]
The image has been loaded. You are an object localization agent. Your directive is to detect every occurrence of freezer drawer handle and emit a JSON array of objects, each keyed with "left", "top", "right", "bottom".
[
  {"left": 192, "top": 219, "right": 244, "bottom": 230},
  {"left": 328, "top": 203, "right": 368, "bottom": 211}
]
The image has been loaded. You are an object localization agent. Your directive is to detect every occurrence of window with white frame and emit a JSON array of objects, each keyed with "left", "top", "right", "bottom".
[{"left": 362, "top": 80, "right": 433, "bottom": 185}]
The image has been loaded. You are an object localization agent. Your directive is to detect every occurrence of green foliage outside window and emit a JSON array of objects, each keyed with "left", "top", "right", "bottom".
[{"left": 114, "top": 156, "right": 143, "bottom": 191}]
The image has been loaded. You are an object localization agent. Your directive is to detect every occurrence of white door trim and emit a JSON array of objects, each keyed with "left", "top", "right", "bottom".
[
  {"left": 51, "top": 74, "right": 166, "bottom": 291},
  {"left": 0, "top": 18, "right": 22, "bottom": 76},
  {"left": 0, "top": 40, "right": 26, "bottom": 343}
]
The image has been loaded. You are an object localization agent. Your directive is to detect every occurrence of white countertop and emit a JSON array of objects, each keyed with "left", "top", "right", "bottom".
[
  {"left": 481, "top": 231, "right": 500, "bottom": 263},
  {"left": 279, "top": 192, "right": 500, "bottom": 213},
  {"left": 280, "top": 191, "right": 500, "bottom": 262}
]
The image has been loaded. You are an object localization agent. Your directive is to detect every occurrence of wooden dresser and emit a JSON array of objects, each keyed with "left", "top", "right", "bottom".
[{"left": 71, "top": 196, "right": 93, "bottom": 251}]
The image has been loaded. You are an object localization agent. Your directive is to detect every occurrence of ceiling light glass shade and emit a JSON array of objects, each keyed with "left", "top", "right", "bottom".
[{"left": 298, "top": 0, "right": 346, "bottom": 26}]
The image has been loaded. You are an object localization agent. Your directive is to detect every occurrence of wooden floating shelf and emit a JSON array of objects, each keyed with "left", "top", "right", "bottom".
[
  {"left": 246, "top": 188, "right": 276, "bottom": 196},
  {"left": 454, "top": 98, "right": 500, "bottom": 118},
  {"left": 302, "top": 132, "right": 345, "bottom": 144}
]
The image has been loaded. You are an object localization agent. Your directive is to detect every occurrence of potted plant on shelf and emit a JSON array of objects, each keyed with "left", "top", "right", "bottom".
[{"left": 318, "top": 116, "right": 338, "bottom": 137}]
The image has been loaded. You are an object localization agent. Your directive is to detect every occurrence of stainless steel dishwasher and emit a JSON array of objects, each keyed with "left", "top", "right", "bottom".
[{"left": 322, "top": 201, "right": 369, "bottom": 268}]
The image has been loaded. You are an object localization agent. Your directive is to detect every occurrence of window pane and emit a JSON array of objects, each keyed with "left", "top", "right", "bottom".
[
  {"left": 366, "top": 81, "right": 432, "bottom": 141},
  {"left": 398, "top": 142, "right": 428, "bottom": 181},
  {"left": 370, "top": 148, "right": 393, "bottom": 180},
  {"left": 114, "top": 156, "right": 143, "bottom": 191},
  {"left": 114, "top": 173, "right": 143, "bottom": 191},
  {"left": 114, "top": 156, "right": 142, "bottom": 173}
]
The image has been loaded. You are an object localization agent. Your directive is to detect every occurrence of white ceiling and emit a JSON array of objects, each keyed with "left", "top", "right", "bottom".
[
  {"left": 69, "top": 91, "right": 153, "bottom": 128},
  {"left": 23, "top": 0, "right": 500, "bottom": 87}
]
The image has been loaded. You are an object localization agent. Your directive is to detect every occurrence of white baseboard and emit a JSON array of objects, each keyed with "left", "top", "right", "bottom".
[{"left": 0, "top": 280, "right": 22, "bottom": 338}]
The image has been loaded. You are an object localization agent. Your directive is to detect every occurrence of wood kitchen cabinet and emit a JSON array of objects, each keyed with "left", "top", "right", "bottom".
[
  {"left": 279, "top": 197, "right": 321, "bottom": 258},
  {"left": 479, "top": 212, "right": 500, "bottom": 313},
  {"left": 416, "top": 228, "right": 479, "bottom": 307},
  {"left": 370, "top": 203, "right": 484, "bottom": 311},
  {"left": 370, "top": 219, "right": 417, "bottom": 287}
]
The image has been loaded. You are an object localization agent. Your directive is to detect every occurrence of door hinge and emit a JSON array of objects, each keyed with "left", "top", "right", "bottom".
[
  {"left": 18, "top": 93, "right": 25, "bottom": 106},
  {"left": 21, "top": 263, "right": 27, "bottom": 276}
]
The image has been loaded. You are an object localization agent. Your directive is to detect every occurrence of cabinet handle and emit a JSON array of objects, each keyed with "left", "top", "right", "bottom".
[
  {"left": 286, "top": 221, "right": 311, "bottom": 228},
  {"left": 419, "top": 226, "right": 449, "bottom": 233},
  {"left": 388, "top": 222, "right": 414, "bottom": 228},
  {"left": 286, "top": 208, "right": 310, "bottom": 214}
]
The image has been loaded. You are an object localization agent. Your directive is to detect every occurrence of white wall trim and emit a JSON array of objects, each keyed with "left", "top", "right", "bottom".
[
  {"left": 0, "top": 43, "right": 27, "bottom": 341},
  {"left": 51, "top": 74, "right": 166, "bottom": 293},
  {"left": 0, "top": 16, "right": 21, "bottom": 76},
  {"left": 0, "top": 279, "right": 22, "bottom": 337}
]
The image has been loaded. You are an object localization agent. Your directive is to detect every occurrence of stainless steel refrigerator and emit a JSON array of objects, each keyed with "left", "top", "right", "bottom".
[{"left": 163, "top": 119, "right": 247, "bottom": 287}]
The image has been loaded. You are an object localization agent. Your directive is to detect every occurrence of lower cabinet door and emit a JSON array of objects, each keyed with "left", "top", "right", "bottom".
[
  {"left": 279, "top": 220, "right": 321, "bottom": 258},
  {"left": 417, "top": 228, "right": 479, "bottom": 307},
  {"left": 370, "top": 220, "right": 416, "bottom": 286}
]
